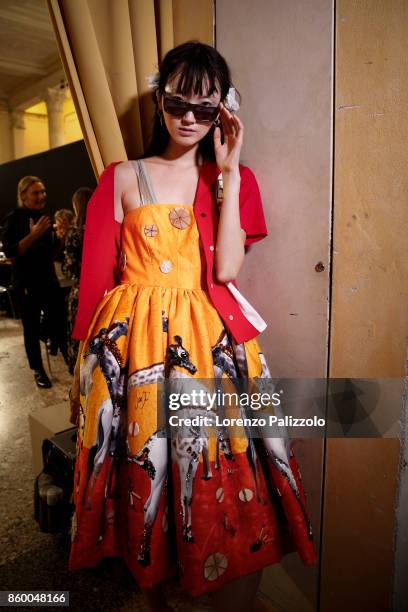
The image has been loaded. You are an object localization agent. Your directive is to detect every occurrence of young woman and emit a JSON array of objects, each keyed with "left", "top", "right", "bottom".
[
  {"left": 62, "top": 187, "right": 93, "bottom": 373},
  {"left": 69, "top": 42, "right": 317, "bottom": 611}
]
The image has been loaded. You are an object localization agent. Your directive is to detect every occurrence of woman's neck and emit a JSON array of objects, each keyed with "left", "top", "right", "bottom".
[{"left": 161, "top": 141, "right": 202, "bottom": 167}]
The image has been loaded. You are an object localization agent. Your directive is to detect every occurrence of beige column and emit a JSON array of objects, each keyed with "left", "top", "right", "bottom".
[
  {"left": 45, "top": 85, "right": 68, "bottom": 148},
  {"left": 11, "top": 110, "right": 26, "bottom": 160},
  {"left": 0, "top": 101, "right": 14, "bottom": 163}
]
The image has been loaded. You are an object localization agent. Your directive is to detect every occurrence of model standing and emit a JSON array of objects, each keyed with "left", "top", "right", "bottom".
[{"left": 69, "top": 42, "right": 317, "bottom": 611}]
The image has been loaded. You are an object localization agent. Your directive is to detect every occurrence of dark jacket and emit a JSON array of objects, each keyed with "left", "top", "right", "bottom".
[{"left": 1, "top": 207, "right": 58, "bottom": 289}]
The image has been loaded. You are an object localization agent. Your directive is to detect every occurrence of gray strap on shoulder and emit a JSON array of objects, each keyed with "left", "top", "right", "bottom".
[{"left": 131, "top": 159, "right": 157, "bottom": 205}]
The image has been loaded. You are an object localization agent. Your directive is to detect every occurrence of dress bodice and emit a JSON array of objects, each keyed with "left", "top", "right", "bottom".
[
  {"left": 120, "top": 203, "right": 207, "bottom": 289},
  {"left": 119, "top": 159, "right": 207, "bottom": 290}
]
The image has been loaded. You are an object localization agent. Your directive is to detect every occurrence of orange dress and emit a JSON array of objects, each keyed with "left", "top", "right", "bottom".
[{"left": 69, "top": 160, "right": 317, "bottom": 596}]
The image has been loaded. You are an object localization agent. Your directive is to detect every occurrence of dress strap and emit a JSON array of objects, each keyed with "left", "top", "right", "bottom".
[{"left": 130, "top": 159, "right": 158, "bottom": 205}]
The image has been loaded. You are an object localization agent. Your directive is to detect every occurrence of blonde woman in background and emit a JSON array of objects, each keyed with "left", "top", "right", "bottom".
[
  {"left": 1, "top": 176, "right": 64, "bottom": 388},
  {"left": 54, "top": 208, "right": 74, "bottom": 242}
]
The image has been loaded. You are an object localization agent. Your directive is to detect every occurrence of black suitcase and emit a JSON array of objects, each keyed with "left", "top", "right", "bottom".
[{"left": 34, "top": 427, "right": 77, "bottom": 534}]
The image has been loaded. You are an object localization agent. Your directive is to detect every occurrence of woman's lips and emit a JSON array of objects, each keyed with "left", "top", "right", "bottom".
[{"left": 178, "top": 127, "right": 196, "bottom": 134}]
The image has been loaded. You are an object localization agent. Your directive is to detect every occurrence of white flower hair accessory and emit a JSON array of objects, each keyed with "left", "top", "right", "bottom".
[
  {"left": 146, "top": 72, "right": 160, "bottom": 90},
  {"left": 224, "top": 87, "right": 240, "bottom": 112}
]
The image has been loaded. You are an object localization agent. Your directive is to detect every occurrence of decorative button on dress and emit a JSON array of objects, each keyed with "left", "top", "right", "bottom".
[{"left": 69, "top": 159, "right": 317, "bottom": 596}]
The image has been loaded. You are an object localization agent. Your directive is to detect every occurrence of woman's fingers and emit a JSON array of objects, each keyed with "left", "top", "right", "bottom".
[
  {"left": 232, "top": 114, "right": 244, "bottom": 143},
  {"left": 219, "top": 104, "right": 234, "bottom": 135},
  {"left": 233, "top": 113, "right": 243, "bottom": 130},
  {"left": 215, "top": 103, "right": 243, "bottom": 168},
  {"left": 213, "top": 126, "right": 222, "bottom": 149},
  {"left": 220, "top": 114, "right": 232, "bottom": 137},
  {"left": 220, "top": 103, "right": 242, "bottom": 139}
]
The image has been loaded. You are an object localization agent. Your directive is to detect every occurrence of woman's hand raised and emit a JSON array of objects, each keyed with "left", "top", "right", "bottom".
[
  {"left": 29, "top": 215, "right": 51, "bottom": 239},
  {"left": 213, "top": 102, "right": 244, "bottom": 175}
]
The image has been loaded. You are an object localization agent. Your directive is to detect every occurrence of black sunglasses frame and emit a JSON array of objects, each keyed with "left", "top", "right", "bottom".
[{"left": 163, "top": 94, "right": 220, "bottom": 123}]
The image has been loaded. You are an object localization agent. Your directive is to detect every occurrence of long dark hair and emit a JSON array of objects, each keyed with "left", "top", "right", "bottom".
[
  {"left": 72, "top": 187, "right": 93, "bottom": 229},
  {"left": 141, "top": 41, "right": 240, "bottom": 162}
]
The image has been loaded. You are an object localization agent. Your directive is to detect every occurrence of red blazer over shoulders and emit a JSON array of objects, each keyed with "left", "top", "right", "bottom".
[{"left": 72, "top": 160, "right": 268, "bottom": 343}]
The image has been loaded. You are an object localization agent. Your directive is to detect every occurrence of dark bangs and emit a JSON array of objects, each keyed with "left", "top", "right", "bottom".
[
  {"left": 170, "top": 63, "right": 221, "bottom": 99},
  {"left": 158, "top": 42, "right": 231, "bottom": 100}
]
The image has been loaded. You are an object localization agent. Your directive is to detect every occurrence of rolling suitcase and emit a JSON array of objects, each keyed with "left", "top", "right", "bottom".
[{"left": 34, "top": 427, "right": 77, "bottom": 534}]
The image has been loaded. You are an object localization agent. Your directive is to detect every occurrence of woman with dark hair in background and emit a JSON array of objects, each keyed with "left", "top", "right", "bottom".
[
  {"left": 69, "top": 42, "right": 317, "bottom": 611},
  {"left": 46, "top": 208, "right": 75, "bottom": 358},
  {"left": 62, "top": 187, "right": 93, "bottom": 374},
  {"left": 1, "top": 176, "right": 67, "bottom": 388}
]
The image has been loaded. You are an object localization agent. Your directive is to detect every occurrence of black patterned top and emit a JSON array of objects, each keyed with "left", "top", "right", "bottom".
[{"left": 62, "top": 226, "right": 84, "bottom": 282}]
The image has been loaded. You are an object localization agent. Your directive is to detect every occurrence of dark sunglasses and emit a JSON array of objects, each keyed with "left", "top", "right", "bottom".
[{"left": 163, "top": 94, "right": 220, "bottom": 122}]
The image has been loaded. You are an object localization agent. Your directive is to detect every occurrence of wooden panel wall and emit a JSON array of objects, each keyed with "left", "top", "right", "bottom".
[{"left": 321, "top": 1, "right": 408, "bottom": 610}]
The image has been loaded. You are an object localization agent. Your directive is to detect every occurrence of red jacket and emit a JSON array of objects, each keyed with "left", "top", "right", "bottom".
[{"left": 72, "top": 160, "right": 268, "bottom": 343}]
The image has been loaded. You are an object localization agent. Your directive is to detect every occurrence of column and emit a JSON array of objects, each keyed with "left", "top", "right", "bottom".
[
  {"left": 0, "top": 101, "right": 14, "bottom": 163},
  {"left": 45, "top": 85, "right": 68, "bottom": 148},
  {"left": 11, "top": 110, "right": 26, "bottom": 160}
]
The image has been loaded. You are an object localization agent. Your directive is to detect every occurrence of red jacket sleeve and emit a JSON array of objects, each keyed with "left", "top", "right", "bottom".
[
  {"left": 72, "top": 162, "right": 121, "bottom": 340},
  {"left": 239, "top": 165, "right": 268, "bottom": 246}
]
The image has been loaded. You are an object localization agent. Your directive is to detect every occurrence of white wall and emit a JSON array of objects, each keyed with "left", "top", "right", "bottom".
[{"left": 217, "top": 0, "right": 332, "bottom": 378}]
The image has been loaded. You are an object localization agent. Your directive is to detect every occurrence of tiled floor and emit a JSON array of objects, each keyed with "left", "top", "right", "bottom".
[{"left": 0, "top": 318, "right": 278, "bottom": 612}]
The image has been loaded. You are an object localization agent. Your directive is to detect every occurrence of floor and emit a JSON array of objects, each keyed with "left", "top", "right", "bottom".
[{"left": 0, "top": 317, "right": 277, "bottom": 612}]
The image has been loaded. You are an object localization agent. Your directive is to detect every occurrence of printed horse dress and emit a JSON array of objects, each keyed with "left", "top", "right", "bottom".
[{"left": 69, "top": 160, "right": 317, "bottom": 596}]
